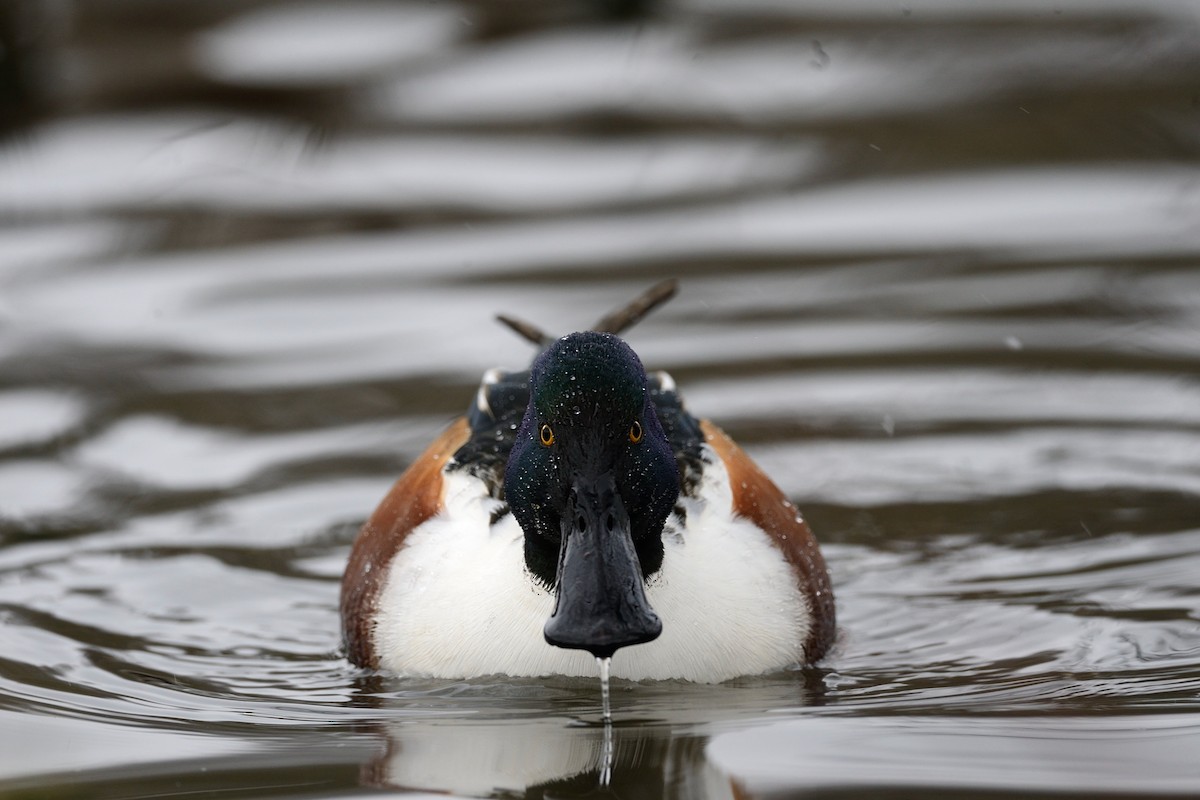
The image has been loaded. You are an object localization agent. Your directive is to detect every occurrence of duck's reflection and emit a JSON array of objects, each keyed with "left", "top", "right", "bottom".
[
  {"left": 352, "top": 671, "right": 825, "bottom": 799},
  {"left": 366, "top": 716, "right": 721, "bottom": 799}
]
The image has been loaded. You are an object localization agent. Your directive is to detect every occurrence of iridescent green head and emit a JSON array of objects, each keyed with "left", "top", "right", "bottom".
[{"left": 504, "top": 331, "right": 678, "bottom": 658}]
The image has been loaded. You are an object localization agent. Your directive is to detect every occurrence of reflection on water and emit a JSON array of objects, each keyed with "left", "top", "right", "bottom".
[
  {"left": 2, "top": 0, "right": 1200, "bottom": 798},
  {"left": 709, "top": 715, "right": 1200, "bottom": 797},
  {"left": 350, "top": 674, "right": 820, "bottom": 797}
]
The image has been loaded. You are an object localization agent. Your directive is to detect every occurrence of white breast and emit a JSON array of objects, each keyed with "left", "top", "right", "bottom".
[{"left": 373, "top": 446, "right": 811, "bottom": 683}]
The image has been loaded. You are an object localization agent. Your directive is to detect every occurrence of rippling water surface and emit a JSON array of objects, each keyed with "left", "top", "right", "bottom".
[{"left": 2, "top": 1, "right": 1200, "bottom": 797}]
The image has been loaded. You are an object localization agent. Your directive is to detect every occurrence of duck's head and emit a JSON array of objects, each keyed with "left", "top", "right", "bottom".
[{"left": 505, "top": 331, "right": 678, "bottom": 659}]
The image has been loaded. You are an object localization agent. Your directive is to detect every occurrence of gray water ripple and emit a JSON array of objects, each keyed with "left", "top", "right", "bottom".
[{"left": 3, "top": 1, "right": 1200, "bottom": 798}]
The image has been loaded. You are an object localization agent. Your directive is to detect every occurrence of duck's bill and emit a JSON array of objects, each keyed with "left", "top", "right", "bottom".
[{"left": 543, "top": 474, "right": 662, "bottom": 659}]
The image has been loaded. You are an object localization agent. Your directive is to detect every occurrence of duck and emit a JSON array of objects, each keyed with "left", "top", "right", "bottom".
[{"left": 340, "top": 281, "right": 835, "bottom": 683}]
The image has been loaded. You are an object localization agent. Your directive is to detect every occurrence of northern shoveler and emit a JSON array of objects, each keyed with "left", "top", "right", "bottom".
[{"left": 341, "top": 281, "right": 835, "bottom": 683}]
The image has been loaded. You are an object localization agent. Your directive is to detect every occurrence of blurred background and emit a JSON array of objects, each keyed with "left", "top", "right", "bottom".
[{"left": 1, "top": 1, "right": 1200, "bottom": 798}]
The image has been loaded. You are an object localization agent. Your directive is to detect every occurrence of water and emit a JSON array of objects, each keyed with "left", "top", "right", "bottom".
[
  {"left": 2, "top": 0, "right": 1200, "bottom": 797},
  {"left": 598, "top": 656, "right": 613, "bottom": 724},
  {"left": 596, "top": 655, "right": 615, "bottom": 789}
]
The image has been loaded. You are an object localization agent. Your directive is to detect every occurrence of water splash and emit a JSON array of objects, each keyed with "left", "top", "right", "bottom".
[
  {"left": 599, "top": 716, "right": 614, "bottom": 787},
  {"left": 596, "top": 656, "right": 614, "bottom": 787},
  {"left": 596, "top": 656, "right": 612, "bottom": 722}
]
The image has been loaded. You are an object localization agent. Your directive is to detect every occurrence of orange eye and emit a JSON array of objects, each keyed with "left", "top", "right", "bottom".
[
  {"left": 539, "top": 424, "right": 555, "bottom": 446},
  {"left": 629, "top": 420, "right": 644, "bottom": 443}
]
